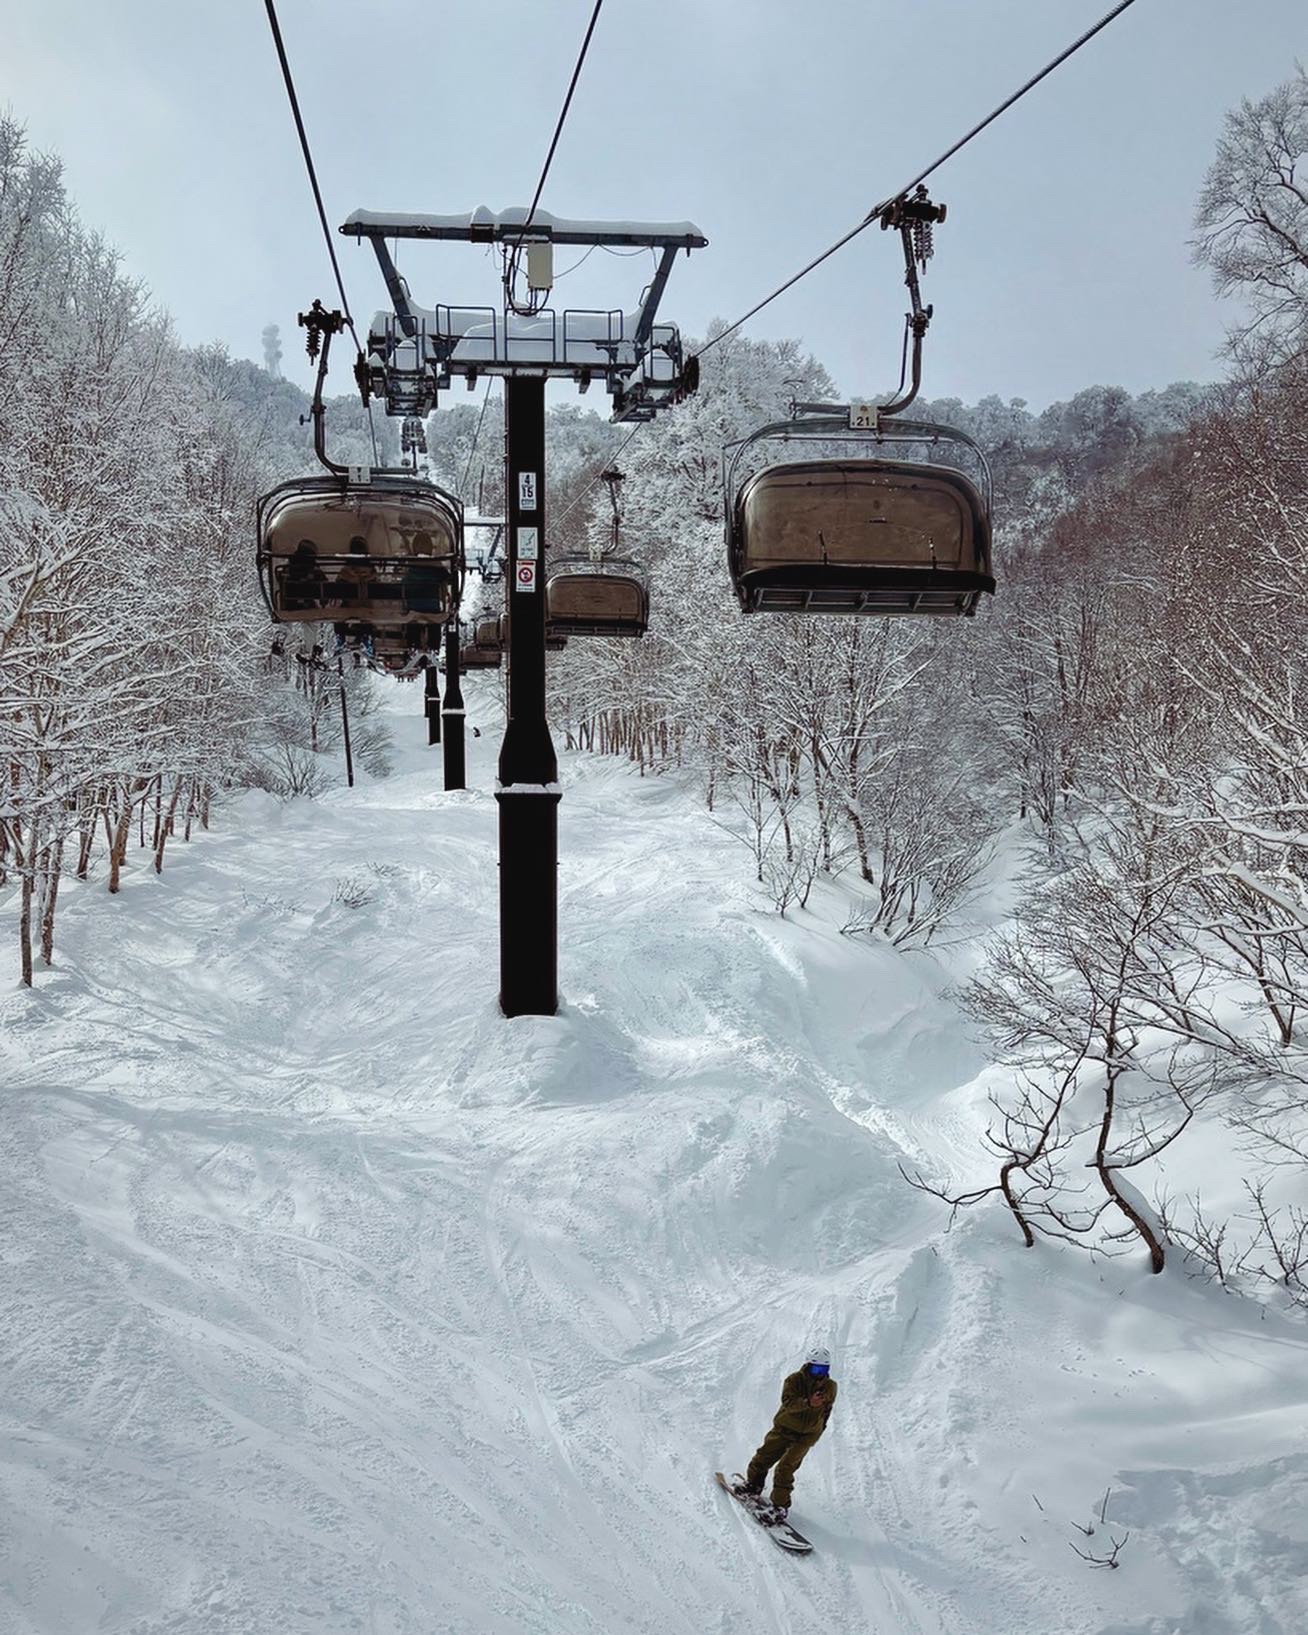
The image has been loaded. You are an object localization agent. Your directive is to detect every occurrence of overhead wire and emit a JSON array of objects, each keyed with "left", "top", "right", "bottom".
[
  {"left": 264, "top": 0, "right": 1137, "bottom": 521},
  {"left": 262, "top": 0, "right": 380, "bottom": 465},
  {"left": 552, "top": 244, "right": 600, "bottom": 283},
  {"left": 460, "top": 377, "right": 498, "bottom": 503},
  {"left": 504, "top": 0, "right": 606, "bottom": 310},
  {"left": 694, "top": 0, "right": 1141, "bottom": 362},
  {"left": 560, "top": 0, "right": 1141, "bottom": 529},
  {"left": 498, "top": 0, "right": 616, "bottom": 514},
  {"left": 518, "top": 0, "right": 605, "bottom": 240},
  {"left": 553, "top": 423, "right": 644, "bottom": 527}
]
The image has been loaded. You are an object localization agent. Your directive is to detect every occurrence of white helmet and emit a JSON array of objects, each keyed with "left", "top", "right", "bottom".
[{"left": 806, "top": 1346, "right": 831, "bottom": 1367}]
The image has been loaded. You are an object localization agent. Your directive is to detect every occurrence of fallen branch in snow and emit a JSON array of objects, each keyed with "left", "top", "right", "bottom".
[
  {"left": 1069, "top": 1532, "right": 1130, "bottom": 1569},
  {"left": 1068, "top": 1489, "right": 1128, "bottom": 1566}
]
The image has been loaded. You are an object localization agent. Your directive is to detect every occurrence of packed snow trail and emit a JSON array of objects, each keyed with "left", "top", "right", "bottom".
[{"left": 2, "top": 682, "right": 1306, "bottom": 1635}]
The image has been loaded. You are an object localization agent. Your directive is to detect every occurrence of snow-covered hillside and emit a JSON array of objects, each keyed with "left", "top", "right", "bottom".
[{"left": 2, "top": 681, "right": 1305, "bottom": 1635}]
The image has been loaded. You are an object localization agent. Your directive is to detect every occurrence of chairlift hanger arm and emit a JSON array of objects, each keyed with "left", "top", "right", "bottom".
[
  {"left": 298, "top": 302, "right": 350, "bottom": 479},
  {"left": 879, "top": 314, "right": 925, "bottom": 419},
  {"left": 870, "top": 186, "right": 944, "bottom": 416},
  {"left": 601, "top": 466, "right": 625, "bottom": 555}
]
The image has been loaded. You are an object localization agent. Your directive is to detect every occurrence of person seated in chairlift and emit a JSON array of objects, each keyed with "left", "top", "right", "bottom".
[
  {"left": 332, "top": 535, "right": 373, "bottom": 607},
  {"left": 283, "top": 539, "right": 326, "bottom": 610},
  {"left": 402, "top": 538, "right": 451, "bottom": 614}
]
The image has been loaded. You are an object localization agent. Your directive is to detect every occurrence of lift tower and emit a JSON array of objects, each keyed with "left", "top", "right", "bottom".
[{"left": 341, "top": 207, "right": 707, "bottom": 1016}]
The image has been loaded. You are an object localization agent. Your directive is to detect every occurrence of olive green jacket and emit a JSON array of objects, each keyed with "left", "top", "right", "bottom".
[{"left": 771, "top": 1369, "right": 838, "bottom": 1439}]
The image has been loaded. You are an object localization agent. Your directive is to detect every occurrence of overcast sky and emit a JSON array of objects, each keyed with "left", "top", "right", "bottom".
[{"left": 3, "top": 1, "right": 1304, "bottom": 410}]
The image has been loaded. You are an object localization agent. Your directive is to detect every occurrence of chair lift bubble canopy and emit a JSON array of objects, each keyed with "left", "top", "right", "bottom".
[
  {"left": 545, "top": 555, "right": 649, "bottom": 638},
  {"left": 725, "top": 413, "right": 995, "bottom": 617},
  {"left": 475, "top": 616, "right": 505, "bottom": 654},
  {"left": 257, "top": 474, "right": 463, "bottom": 627},
  {"left": 475, "top": 612, "right": 568, "bottom": 654},
  {"left": 459, "top": 639, "right": 502, "bottom": 669},
  {"left": 453, "top": 615, "right": 553, "bottom": 667}
]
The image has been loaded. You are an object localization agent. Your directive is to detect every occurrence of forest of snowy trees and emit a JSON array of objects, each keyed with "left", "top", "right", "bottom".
[
  {"left": 3, "top": 64, "right": 1308, "bottom": 1304},
  {"left": 0, "top": 116, "right": 390, "bottom": 983}
]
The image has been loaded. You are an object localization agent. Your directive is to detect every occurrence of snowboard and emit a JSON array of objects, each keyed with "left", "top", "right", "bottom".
[{"left": 714, "top": 1471, "right": 814, "bottom": 1555}]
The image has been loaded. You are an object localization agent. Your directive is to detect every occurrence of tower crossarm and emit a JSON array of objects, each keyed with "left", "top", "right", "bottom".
[
  {"left": 340, "top": 207, "right": 707, "bottom": 252},
  {"left": 341, "top": 207, "right": 707, "bottom": 422}
]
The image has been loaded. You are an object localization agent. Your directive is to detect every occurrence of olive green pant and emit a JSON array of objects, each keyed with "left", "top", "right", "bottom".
[{"left": 746, "top": 1428, "right": 820, "bottom": 1508}]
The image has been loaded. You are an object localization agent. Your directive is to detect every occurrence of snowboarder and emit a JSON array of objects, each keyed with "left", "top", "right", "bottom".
[{"left": 737, "top": 1347, "right": 837, "bottom": 1520}]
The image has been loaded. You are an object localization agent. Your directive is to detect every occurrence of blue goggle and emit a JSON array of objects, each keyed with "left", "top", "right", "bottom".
[{"left": 808, "top": 1363, "right": 830, "bottom": 1376}]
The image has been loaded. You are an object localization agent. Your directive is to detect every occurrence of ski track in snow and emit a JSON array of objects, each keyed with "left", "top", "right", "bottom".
[{"left": 2, "top": 683, "right": 1307, "bottom": 1634}]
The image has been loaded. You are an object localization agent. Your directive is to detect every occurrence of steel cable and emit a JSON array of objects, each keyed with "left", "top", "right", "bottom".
[
  {"left": 263, "top": 0, "right": 380, "bottom": 464},
  {"left": 694, "top": 0, "right": 1141, "bottom": 361}
]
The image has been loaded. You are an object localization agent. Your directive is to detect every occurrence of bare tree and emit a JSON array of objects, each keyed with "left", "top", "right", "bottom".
[{"left": 1193, "top": 64, "right": 1308, "bottom": 365}]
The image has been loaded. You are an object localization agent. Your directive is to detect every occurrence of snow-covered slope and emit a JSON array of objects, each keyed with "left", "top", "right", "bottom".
[{"left": 2, "top": 683, "right": 1306, "bottom": 1635}]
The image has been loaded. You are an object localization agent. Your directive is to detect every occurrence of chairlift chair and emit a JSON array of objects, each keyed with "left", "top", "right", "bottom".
[
  {"left": 459, "top": 642, "right": 503, "bottom": 670},
  {"left": 256, "top": 474, "right": 463, "bottom": 627},
  {"left": 459, "top": 613, "right": 565, "bottom": 662},
  {"left": 486, "top": 612, "right": 568, "bottom": 653},
  {"left": 543, "top": 468, "right": 648, "bottom": 637},
  {"left": 459, "top": 617, "right": 505, "bottom": 669},
  {"left": 724, "top": 412, "right": 994, "bottom": 617},
  {"left": 475, "top": 616, "right": 505, "bottom": 654},
  {"left": 545, "top": 555, "right": 650, "bottom": 638},
  {"left": 368, "top": 627, "right": 444, "bottom": 669},
  {"left": 371, "top": 644, "right": 410, "bottom": 674}
]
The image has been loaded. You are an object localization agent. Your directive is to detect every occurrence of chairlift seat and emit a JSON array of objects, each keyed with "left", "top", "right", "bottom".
[{"left": 731, "top": 458, "right": 994, "bottom": 617}]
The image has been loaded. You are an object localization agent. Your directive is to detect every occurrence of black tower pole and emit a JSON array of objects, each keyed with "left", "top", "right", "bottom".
[
  {"left": 442, "top": 625, "right": 466, "bottom": 791},
  {"left": 496, "top": 375, "right": 559, "bottom": 1017},
  {"left": 424, "top": 658, "right": 442, "bottom": 745},
  {"left": 336, "top": 655, "right": 355, "bottom": 788}
]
